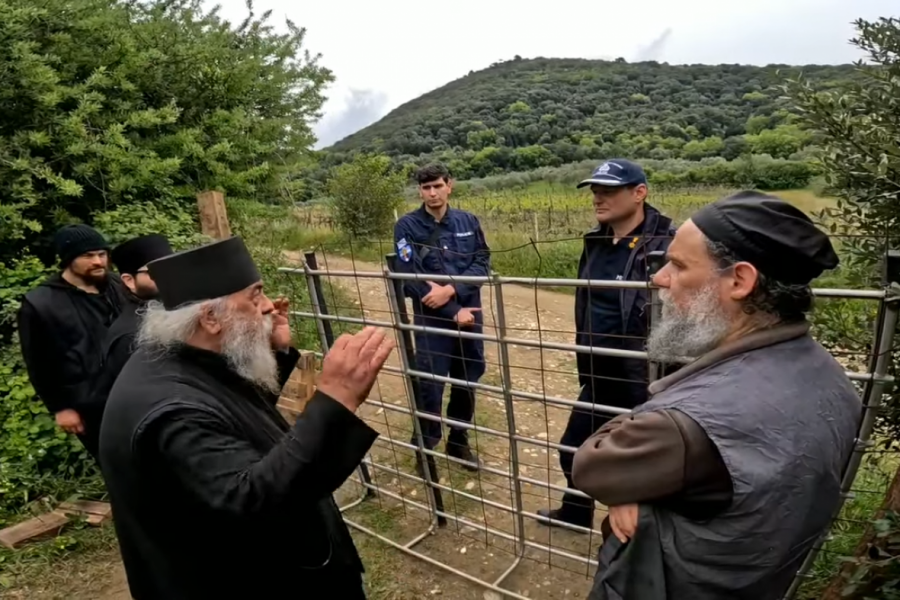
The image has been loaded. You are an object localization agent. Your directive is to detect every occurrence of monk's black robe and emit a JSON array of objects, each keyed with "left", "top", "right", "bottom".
[{"left": 99, "top": 343, "right": 377, "bottom": 599}]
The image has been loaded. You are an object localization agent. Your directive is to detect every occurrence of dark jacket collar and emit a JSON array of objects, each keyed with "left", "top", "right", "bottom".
[{"left": 416, "top": 203, "right": 452, "bottom": 224}]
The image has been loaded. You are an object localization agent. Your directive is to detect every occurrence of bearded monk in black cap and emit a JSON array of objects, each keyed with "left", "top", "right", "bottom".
[
  {"left": 99, "top": 236, "right": 393, "bottom": 600},
  {"left": 571, "top": 191, "right": 861, "bottom": 600},
  {"left": 90, "top": 234, "right": 174, "bottom": 425}
]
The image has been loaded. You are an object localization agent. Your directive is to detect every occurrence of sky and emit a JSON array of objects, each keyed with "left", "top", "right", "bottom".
[{"left": 214, "top": 0, "right": 896, "bottom": 148}]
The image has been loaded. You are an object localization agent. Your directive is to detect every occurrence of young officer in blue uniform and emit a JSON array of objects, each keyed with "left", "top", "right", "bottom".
[
  {"left": 538, "top": 159, "right": 676, "bottom": 529},
  {"left": 393, "top": 164, "right": 490, "bottom": 472}
]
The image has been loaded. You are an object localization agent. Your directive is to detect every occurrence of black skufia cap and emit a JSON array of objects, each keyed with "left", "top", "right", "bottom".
[
  {"left": 111, "top": 234, "right": 174, "bottom": 276},
  {"left": 691, "top": 190, "right": 839, "bottom": 285},
  {"left": 147, "top": 237, "right": 262, "bottom": 310}
]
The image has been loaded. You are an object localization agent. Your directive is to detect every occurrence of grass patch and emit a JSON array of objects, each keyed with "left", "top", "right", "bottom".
[
  {"left": 0, "top": 524, "right": 120, "bottom": 598},
  {"left": 345, "top": 502, "right": 421, "bottom": 599},
  {"left": 795, "top": 453, "right": 897, "bottom": 599}
]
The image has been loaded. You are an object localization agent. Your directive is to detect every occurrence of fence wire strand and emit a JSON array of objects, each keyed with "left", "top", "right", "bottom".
[{"left": 265, "top": 215, "right": 899, "bottom": 600}]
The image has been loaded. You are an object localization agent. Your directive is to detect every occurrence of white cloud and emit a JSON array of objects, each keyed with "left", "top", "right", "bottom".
[{"left": 213, "top": 0, "right": 896, "bottom": 145}]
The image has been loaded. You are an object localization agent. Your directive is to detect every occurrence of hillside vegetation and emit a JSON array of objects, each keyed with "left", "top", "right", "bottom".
[{"left": 320, "top": 57, "right": 856, "bottom": 180}]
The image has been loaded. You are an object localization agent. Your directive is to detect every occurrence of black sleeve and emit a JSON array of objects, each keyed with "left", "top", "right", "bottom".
[
  {"left": 275, "top": 346, "right": 300, "bottom": 391},
  {"left": 17, "top": 300, "right": 68, "bottom": 413},
  {"left": 106, "top": 334, "right": 133, "bottom": 382},
  {"left": 147, "top": 390, "right": 379, "bottom": 516},
  {"left": 91, "top": 333, "right": 133, "bottom": 407}
]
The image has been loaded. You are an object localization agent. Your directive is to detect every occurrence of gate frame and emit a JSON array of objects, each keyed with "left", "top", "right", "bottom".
[{"left": 279, "top": 254, "right": 898, "bottom": 600}]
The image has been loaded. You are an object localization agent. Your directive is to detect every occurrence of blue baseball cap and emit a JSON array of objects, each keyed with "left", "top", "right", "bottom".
[{"left": 576, "top": 159, "right": 648, "bottom": 188}]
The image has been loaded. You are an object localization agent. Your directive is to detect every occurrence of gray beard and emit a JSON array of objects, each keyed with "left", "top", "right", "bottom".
[
  {"left": 221, "top": 313, "right": 280, "bottom": 394},
  {"left": 646, "top": 282, "right": 732, "bottom": 364}
]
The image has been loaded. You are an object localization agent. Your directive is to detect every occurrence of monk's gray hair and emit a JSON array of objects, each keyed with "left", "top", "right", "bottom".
[
  {"left": 137, "top": 297, "right": 230, "bottom": 349},
  {"left": 704, "top": 237, "right": 813, "bottom": 323},
  {"left": 136, "top": 296, "right": 280, "bottom": 393}
]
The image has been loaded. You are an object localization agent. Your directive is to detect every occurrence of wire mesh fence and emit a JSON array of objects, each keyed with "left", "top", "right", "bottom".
[{"left": 265, "top": 239, "right": 899, "bottom": 600}]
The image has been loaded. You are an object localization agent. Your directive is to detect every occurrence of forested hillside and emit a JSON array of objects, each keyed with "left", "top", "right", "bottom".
[{"left": 321, "top": 57, "right": 856, "bottom": 180}]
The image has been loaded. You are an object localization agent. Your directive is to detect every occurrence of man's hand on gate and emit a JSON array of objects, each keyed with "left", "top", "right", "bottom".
[
  {"left": 56, "top": 409, "right": 84, "bottom": 435},
  {"left": 318, "top": 327, "right": 395, "bottom": 413},
  {"left": 454, "top": 307, "right": 482, "bottom": 326},
  {"left": 422, "top": 282, "right": 455, "bottom": 309},
  {"left": 608, "top": 504, "right": 639, "bottom": 543}
]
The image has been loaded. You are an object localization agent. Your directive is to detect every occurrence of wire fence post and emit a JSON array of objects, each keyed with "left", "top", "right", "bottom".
[
  {"left": 647, "top": 285, "right": 663, "bottom": 384},
  {"left": 783, "top": 251, "right": 900, "bottom": 599},
  {"left": 491, "top": 271, "right": 527, "bottom": 586},
  {"left": 384, "top": 253, "right": 447, "bottom": 527},
  {"left": 302, "top": 252, "right": 374, "bottom": 497},
  {"left": 303, "top": 252, "right": 335, "bottom": 348},
  {"left": 646, "top": 250, "right": 667, "bottom": 384}
]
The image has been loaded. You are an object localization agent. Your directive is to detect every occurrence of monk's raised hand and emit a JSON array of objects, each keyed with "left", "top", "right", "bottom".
[{"left": 319, "top": 327, "right": 395, "bottom": 412}]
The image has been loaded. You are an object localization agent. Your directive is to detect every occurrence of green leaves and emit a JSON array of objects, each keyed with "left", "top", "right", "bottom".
[
  {"left": 0, "top": 0, "right": 332, "bottom": 254},
  {"left": 0, "top": 0, "right": 335, "bottom": 522},
  {"left": 788, "top": 18, "right": 900, "bottom": 599},
  {"left": 327, "top": 153, "right": 406, "bottom": 239}
]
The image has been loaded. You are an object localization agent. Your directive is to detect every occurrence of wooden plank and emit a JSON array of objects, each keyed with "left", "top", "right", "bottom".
[
  {"left": 196, "top": 190, "right": 231, "bottom": 240},
  {"left": 0, "top": 511, "right": 70, "bottom": 549},
  {"left": 57, "top": 500, "right": 112, "bottom": 525},
  {"left": 276, "top": 352, "right": 320, "bottom": 424},
  {"left": 58, "top": 500, "right": 111, "bottom": 517}
]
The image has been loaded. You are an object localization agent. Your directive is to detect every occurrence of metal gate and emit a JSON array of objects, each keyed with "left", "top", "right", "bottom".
[{"left": 280, "top": 250, "right": 899, "bottom": 600}]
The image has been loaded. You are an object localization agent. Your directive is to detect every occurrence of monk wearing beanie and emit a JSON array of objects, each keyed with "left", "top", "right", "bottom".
[
  {"left": 573, "top": 191, "right": 860, "bottom": 600},
  {"left": 18, "top": 224, "right": 126, "bottom": 460}
]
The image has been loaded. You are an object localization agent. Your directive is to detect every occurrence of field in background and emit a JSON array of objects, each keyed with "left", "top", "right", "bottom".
[
  {"left": 1, "top": 185, "right": 889, "bottom": 600},
  {"left": 289, "top": 186, "right": 835, "bottom": 280}
]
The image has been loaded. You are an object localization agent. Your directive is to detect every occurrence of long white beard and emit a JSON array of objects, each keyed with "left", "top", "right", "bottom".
[
  {"left": 647, "top": 282, "right": 731, "bottom": 364},
  {"left": 221, "top": 313, "right": 280, "bottom": 394}
]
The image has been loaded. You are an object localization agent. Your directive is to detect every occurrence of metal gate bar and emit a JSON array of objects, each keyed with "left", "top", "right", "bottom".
[
  {"left": 782, "top": 271, "right": 900, "bottom": 599},
  {"left": 279, "top": 255, "right": 896, "bottom": 600}
]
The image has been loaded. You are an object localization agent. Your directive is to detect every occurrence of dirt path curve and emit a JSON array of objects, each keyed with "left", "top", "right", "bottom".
[{"left": 305, "top": 253, "right": 605, "bottom": 600}]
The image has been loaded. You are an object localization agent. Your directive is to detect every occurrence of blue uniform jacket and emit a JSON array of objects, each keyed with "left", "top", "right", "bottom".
[
  {"left": 574, "top": 204, "right": 675, "bottom": 387},
  {"left": 393, "top": 204, "right": 491, "bottom": 328}
]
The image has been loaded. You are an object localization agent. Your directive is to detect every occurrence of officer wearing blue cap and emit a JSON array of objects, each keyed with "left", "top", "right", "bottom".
[{"left": 538, "top": 159, "right": 676, "bottom": 530}]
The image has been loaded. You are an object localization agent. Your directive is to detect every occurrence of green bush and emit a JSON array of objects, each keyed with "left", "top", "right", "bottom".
[
  {"left": 0, "top": 258, "right": 101, "bottom": 524},
  {"left": 0, "top": 0, "right": 331, "bottom": 260},
  {"left": 448, "top": 155, "right": 817, "bottom": 196},
  {"left": 327, "top": 154, "right": 406, "bottom": 238},
  {"left": 0, "top": 0, "right": 333, "bottom": 521},
  {"left": 93, "top": 201, "right": 209, "bottom": 250},
  {"left": 788, "top": 16, "right": 900, "bottom": 598}
]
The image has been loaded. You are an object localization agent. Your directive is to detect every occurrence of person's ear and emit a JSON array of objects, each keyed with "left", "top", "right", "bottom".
[
  {"left": 198, "top": 303, "right": 223, "bottom": 335},
  {"left": 729, "top": 262, "right": 759, "bottom": 301},
  {"left": 633, "top": 184, "right": 648, "bottom": 203},
  {"left": 121, "top": 273, "right": 136, "bottom": 294}
]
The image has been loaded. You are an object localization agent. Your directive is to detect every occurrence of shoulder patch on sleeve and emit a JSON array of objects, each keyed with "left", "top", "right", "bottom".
[{"left": 397, "top": 237, "right": 412, "bottom": 262}]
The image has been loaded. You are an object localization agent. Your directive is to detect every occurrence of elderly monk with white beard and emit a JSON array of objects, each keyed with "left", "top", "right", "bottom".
[
  {"left": 99, "top": 237, "right": 393, "bottom": 600},
  {"left": 571, "top": 191, "right": 861, "bottom": 600}
]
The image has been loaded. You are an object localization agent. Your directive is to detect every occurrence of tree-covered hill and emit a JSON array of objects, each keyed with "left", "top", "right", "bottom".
[{"left": 321, "top": 57, "right": 857, "bottom": 179}]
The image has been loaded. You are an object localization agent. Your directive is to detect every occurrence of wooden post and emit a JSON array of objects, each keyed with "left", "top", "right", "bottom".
[
  {"left": 532, "top": 212, "right": 540, "bottom": 242},
  {"left": 276, "top": 351, "right": 319, "bottom": 424},
  {"left": 196, "top": 190, "right": 231, "bottom": 240}
]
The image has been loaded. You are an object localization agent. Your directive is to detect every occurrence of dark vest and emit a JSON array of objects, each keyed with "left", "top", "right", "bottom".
[{"left": 591, "top": 327, "right": 861, "bottom": 600}]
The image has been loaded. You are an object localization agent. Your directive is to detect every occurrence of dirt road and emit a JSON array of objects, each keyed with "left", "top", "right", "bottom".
[{"left": 312, "top": 254, "right": 605, "bottom": 599}]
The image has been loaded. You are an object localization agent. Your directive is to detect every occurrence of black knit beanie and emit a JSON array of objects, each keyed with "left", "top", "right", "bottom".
[{"left": 54, "top": 224, "right": 110, "bottom": 267}]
